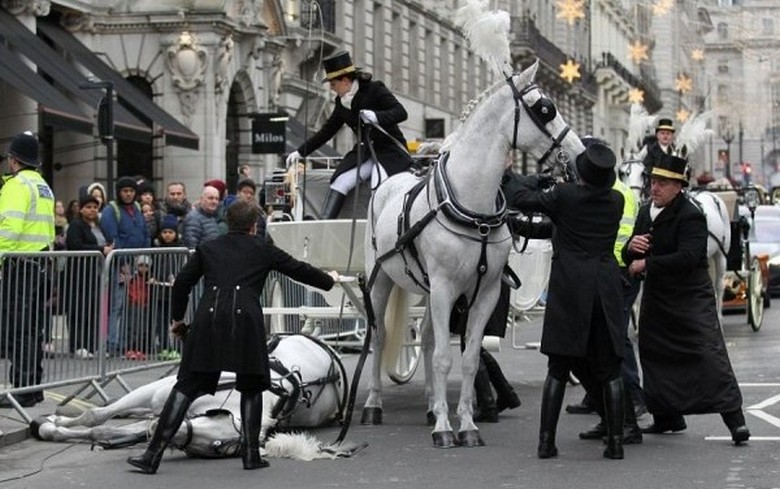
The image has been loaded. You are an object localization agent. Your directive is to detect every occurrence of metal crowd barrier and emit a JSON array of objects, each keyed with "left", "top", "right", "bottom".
[{"left": 0, "top": 248, "right": 191, "bottom": 421}]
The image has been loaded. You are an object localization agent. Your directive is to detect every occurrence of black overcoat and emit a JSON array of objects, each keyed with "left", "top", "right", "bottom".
[
  {"left": 622, "top": 193, "right": 743, "bottom": 415},
  {"left": 296, "top": 75, "right": 413, "bottom": 183},
  {"left": 642, "top": 141, "right": 675, "bottom": 171},
  {"left": 506, "top": 177, "right": 625, "bottom": 358},
  {"left": 171, "top": 232, "right": 334, "bottom": 388}
]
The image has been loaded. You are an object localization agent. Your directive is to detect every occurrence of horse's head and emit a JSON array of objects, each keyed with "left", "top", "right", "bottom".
[
  {"left": 618, "top": 158, "right": 647, "bottom": 202},
  {"left": 504, "top": 61, "right": 584, "bottom": 180}
]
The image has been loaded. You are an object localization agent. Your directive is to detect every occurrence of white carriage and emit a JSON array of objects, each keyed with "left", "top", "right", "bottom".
[{"left": 261, "top": 165, "right": 553, "bottom": 384}]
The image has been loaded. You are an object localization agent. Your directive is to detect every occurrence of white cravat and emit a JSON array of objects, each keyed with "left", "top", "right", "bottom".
[
  {"left": 339, "top": 80, "right": 360, "bottom": 110},
  {"left": 650, "top": 203, "right": 664, "bottom": 221}
]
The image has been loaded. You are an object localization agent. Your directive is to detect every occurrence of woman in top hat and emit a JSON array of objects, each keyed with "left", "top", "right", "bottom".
[
  {"left": 504, "top": 142, "right": 627, "bottom": 460},
  {"left": 285, "top": 51, "right": 413, "bottom": 219},
  {"left": 623, "top": 153, "right": 750, "bottom": 445},
  {"left": 642, "top": 117, "right": 677, "bottom": 173}
]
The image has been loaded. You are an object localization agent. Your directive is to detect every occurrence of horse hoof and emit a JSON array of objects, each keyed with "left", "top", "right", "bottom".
[
  {"left": 426, "top": 411, "right": 436, "bottom": 426},
  {"left": 458, "top": 430, "right": 485, "bottom": 447},
  {"left": 360, "top": 407, "right": 382, "bottom": 425},
  {"left": 432, "top": 430, "right": 458, "bottom": 448}
]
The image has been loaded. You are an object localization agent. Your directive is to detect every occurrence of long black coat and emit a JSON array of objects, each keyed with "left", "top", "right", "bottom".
[
  {"left": 642, "top": 141, "right": 675, "bottom": 171},
  {"left": 506, "top": 176, "right": 625, "bottom": 358},
  {"left": 623, "top": 192, "right": 743, "bottom": 415},
  {"left": 171, "top": 232, "right": 334, "bottom": 388},
  {"left": 296, "top": 74, "right": 413, "bottom": 183}
]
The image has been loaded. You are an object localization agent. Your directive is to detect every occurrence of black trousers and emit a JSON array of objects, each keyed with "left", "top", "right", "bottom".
[{"left": 174, "top": 370, "right": 265, "bottom": 399}]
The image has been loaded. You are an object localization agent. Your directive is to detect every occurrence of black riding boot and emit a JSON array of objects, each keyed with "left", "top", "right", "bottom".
[
  {"left": 127, "top": 389, "right": 191, "bottom": 474},
  {"left": 538, "top": 376, "right": 566, "bottom": 459},
  {"left": 321, "top": 189, "right": 346, "bottom": 220},
  {"left": 473, "top": 359, "right": 498, "bottom": 423},
  {"left": 721, "top": 409, "right": 750, "bottom": 445},
  {"left": 603, "top": 378, "right": 625, "bottom": 460},
  {"left": 481, "top": 348, "right": 521, "bottom": 412},
  {"left": 240, "top": 391, "right": 270, "bottom": 470}
]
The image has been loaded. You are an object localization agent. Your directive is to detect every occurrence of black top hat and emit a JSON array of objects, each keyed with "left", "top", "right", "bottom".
[
  {"left": 321, "top": 51, "right": 358, "bottom": 82},
  {"left": 576, "top": 143, "right": 617, "bottom": 188},
  {"left": 649, "top": 153, "right": 689, "bottom": 186},
  {"left": 656, "top": 118, "right": 676, "bottom": 133},
  {"left": 6, "top": 131, "right": 40, "bottom": 168}
]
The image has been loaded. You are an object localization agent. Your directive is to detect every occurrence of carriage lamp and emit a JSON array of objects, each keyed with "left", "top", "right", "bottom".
[{"left": 745, "top": 186, "right": 759, "bottom": 214}]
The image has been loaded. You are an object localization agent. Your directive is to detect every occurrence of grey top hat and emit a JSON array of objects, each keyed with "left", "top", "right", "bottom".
[{"left": 6, "top": 131, "right": 40, "bottom": 168}]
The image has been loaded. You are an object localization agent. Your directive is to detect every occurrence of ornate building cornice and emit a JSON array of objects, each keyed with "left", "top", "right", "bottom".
[{"left": 1, "top": 0, "right": 50, "bottom": 16}]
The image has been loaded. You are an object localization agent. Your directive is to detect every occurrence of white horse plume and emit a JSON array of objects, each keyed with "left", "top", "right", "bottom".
[
  {"left": 454, "top": 0, "right": 512, "bottom": 76},
  {"left": 626, "top": 103, "right": 656, "bottom": 155},
  {"left": 673, "top": 111, "right": 714, "bottom": 159}
]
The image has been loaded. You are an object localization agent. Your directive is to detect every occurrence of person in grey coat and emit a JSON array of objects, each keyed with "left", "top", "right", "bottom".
[
  {"left": 182, "top": 186, "right": 221, "bottom": 249},
  {"left": 127, "top": 200, "right": 338, "bottom": 474},
  {"left": 505, "top": 142, "right": 626, "bottom": 460},
  {"left": 623, "top": 153, "right": 749, "bottom": 445}
]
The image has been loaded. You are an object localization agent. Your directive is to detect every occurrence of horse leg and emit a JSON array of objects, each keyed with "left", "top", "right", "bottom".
[
  {"left": 420, "top": 304, "right": 437, "bottom": 426},
  {"left": 33, "top": 416, "right": 150, "bottom": 445},
  {"left": 51, "top": 377, "right": 177, "bottom": 428},
  {"left": 428, "top": 287, "right": 457, "bottom": 448},
  {"left": 360, "top": 272, "right": 392, "bottom": 425}
]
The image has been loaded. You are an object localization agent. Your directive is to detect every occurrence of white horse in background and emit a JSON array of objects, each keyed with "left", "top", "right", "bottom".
[
  {"left": 362, "top": 60, "right": 583, "bottom": 448},
  {"left": 33, "top": 335, "right": 358, "bottom": 461},
  {"left": 620, "top": 158, "right": 732, "bottom": 320}
]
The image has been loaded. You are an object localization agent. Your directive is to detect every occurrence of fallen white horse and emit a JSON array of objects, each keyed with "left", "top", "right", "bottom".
[{"left": 32, "top": 335, "right": 363, "bottom": 460}]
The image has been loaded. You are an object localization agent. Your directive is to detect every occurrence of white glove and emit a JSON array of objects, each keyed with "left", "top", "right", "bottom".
[
  {"left": 285, "top": 150, "right": 301, "bottom": 167},
  {"left": 360, "top": 110, "right": 378, "bottom": 125}
]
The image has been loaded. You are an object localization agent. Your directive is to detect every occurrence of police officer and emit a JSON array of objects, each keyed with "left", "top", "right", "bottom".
[{"left": 0, "top": 131, "right": 55, "bottom": 407}]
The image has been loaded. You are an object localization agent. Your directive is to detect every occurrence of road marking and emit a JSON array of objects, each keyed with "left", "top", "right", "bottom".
[
  {"left": 740, "top": 383, "right": 780, "bottom": 387},
  {"left": 45, "top": 391, "right": 97, "bottom": 411},
  {"left": 706, "top": 436, "right": 780, "bottom": 441},
  {"left": 748, "top": 393, "right": 780, "bottom": 410},
  {"left": 747, "top": 409, "right": 780, "bottom": 428}
]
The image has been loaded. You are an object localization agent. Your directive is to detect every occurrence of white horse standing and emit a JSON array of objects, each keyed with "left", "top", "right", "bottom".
[
  {"left": 620, "top": 159, "right": 732, "bottom": 319},
  {"left": 33, "top": 335, "right": 355, "bottom": 460},
  {"left": 361, "top": 61, "right": 584, "bottom": 448}
]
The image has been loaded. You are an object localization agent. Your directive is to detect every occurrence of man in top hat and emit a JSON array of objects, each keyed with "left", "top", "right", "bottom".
[
  {"left": 285, "top": 50, "right": 413, "bottom": 219},
  {"left": 642, "top": 117, "right": 677, "bottom": 173},
  {"left": 504, "top": 141, "right": 627, "bottom": 460},
  {"left": 623, "top": 153, "right": 750, "bottom": 445},
  {"left": 0, "top": 131, "right": 55, "bottom": 407}
]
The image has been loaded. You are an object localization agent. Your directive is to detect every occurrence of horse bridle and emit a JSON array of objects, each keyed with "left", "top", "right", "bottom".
[{"left": 505, "top": 77, "right": 572, "bottom": 176}]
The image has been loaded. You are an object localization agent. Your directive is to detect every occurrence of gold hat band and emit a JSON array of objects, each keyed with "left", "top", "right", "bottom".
[
  {"left": 325, "top": 65, "right": 356, "bottom": 80},
  {"left": 651, "top": 167, "right": 685, "bottom": 180}
]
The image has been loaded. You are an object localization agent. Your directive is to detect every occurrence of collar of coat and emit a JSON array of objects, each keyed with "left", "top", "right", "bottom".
[{"left": 649, "top": 192, "right": 686, "bottom": 226}]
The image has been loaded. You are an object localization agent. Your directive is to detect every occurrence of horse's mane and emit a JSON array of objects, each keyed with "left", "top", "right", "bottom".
[{"left": 441, "top": 78, "right": 508, "bottom": 153}]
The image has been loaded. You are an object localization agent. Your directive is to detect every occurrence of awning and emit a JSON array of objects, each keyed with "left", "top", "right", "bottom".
[
  {"left": 0, "top": 42, "right": 92, "bottom": 134},
  {"left": 0, "top": 7, "right": 151, "bottom": 144},
  {"left": 38, "top": 20, "right": 199, "bottom": 150}
]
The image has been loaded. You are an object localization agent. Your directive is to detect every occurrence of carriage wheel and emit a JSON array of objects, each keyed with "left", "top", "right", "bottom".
[
  {"left": 387, "top": 317, "right": 422, "bottom": 385},
  {"left": 268, "top": 279, "right": 287, "bottom": 335},
  {"left": 747, "top": 257, "right": 764, "bottom": 332}
]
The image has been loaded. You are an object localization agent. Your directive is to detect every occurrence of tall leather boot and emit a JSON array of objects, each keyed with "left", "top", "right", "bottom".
[
  {"left": 538, "top": 376, "right": 566, "bottom": 459},
  {"left": 321, "top": 189, "right": 346, "bottom": 220},
  {"left": 240, "top": 391, "right": 270, "bottom": 470},
  {"left": 481, "top": 348, "right": 521, "bottom": 412},
  {"left": 721, "top": 409, "right": 750, "bottom": 445},
  {"left": 603, "top": 378, "right": 625, "bottom": 460},
  {"left": 473, "top": 359, "right": 498, "bottom": 423},
  {"left": 127, "top": 389, "right": 192, "bottom": 474}
]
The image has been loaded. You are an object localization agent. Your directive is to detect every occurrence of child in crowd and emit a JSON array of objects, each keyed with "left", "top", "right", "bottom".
[
  {"left": 153, "top": 215, "right": 185, "bottom": 360},
  {"left": 126, "top": 255, "right": 154, "bottom": 360}
]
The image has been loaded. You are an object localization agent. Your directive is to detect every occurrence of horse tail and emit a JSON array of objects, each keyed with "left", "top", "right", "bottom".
[{"left": 381, "top": 285, "right": 410, "bottom": 374}]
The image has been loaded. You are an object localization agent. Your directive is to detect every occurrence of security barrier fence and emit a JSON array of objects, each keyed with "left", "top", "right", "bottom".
[{"left": 0, "top": 248, "right": 362, "bottom": 421}]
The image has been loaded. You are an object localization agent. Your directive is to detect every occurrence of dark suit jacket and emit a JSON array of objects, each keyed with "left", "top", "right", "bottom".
[
  {"left": 506, "top": 176, "right": 625, "bottom": 358},
  {"left": 172, "top": 232, "right": 335, "bottom": 386},
  {"left": 642, "top": 141, "right": 675, "bottom": 171},
  {"left": 296, "top": 74, "right": 412, "bottom": 182},
  {"left": 65, "top": 217, "right": 105, "bottom": 251}
]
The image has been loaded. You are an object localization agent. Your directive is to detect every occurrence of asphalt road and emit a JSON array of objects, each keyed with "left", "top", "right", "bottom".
[{"left": 1, "top": 307, "right": 779, "bottom": 489}]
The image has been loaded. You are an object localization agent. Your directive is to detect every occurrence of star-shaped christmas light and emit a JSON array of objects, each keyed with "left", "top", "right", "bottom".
[
  {"left": 676, "top": 108, "right": 690, "bottom": 123},
  {"left": 652, "top": 0, "right": 673, "bottom": 16},
  {"left": 628, "top": 41, "right": 649, "bottom": 64},
  {"left": 555, "top": 0, "right": 585, "bottom": 26},
  {"left": 691, "top": 48, "right": 705, "bottom": 61},
  {"left": 559, "top": 59, "right": 581, "bottom": 83},
  {"left": 675, "top": 73, "right": 693, "bottom": 93},
  {"left": 628, "top": 88, "right": 645, "bottom": 104}
]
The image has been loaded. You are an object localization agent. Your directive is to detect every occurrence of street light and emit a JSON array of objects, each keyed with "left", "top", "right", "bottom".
[
  {"left": 79, "top": 79, "right": 114, "bottom": 199},
  {"left": 723, "top": 127, "right": 734, "bottom": 183}
]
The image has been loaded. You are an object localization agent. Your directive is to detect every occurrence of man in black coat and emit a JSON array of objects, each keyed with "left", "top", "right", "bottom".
[
  {"left": 505, "top": 142, "right": 627, "bottom": 460},
  {"left": 285, "top": 51, "right": 413, "bottom": 219},
  {"left": 623, "top": 153, "right": 750, "bottom": 445},
  {"left": 642, "top": 118, "right": 677, "bottom": 173},
  {"left": 127, "top": 200, "right": 338, "bottom": 474}
]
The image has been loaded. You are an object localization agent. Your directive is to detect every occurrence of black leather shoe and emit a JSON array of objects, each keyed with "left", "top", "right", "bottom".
[
  {"left": 641, "top": 419, "right": 687, "bottom": 434},
  {"left": 496, "top": 391, "right": 521, "bottom": 412},
  {"left": 634, "top": 403, "right": 648, "bottom": 418},
  {"left": 730, "top": 425, "right": 750, "bottom": 445},
  {"left": 622, "top": 424, "right": 643, "bottom": 444},
  {"left": 474, "top": 407, "right": 499, "bottom": 423},
  {"left": 579, "top": 421, "right": 606, "bottom": 440}
]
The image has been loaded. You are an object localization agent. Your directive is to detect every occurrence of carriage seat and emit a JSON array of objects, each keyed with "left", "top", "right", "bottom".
[{"left": 753, "top": 205, "right": 780, "bottom": 243}]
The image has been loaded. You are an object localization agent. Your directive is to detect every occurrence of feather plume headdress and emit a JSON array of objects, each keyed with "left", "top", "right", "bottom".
[
  {"left": 454, "top": 0, "right": 512, "bottom": 76},
  {"left": 625, "top": 103, "right": 656, "bottom": 156},
  {"left": 672, "top": 111, "right": 713, "bottom": 160}
]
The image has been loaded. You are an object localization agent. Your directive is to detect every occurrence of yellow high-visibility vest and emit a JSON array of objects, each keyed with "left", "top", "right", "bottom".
[
  {"left": 613, "top": 179, "right": 637, "bottom": 267},
  {"left": 0, "top": 168, "right": 55, "bottom": 253}
]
